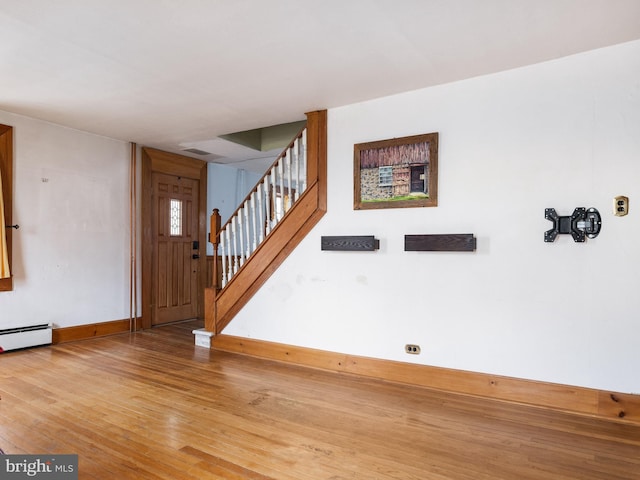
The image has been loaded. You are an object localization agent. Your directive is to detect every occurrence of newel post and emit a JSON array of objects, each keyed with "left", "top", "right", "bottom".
[
  {"left": 205, "top": 208, "right": 221, "bottom": 334},
  {"left": 210, "top": 208, "right": 221, "bottom": 290}
]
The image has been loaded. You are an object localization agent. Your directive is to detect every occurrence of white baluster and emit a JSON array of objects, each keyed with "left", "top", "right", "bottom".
[
  {"left": 238, "top": 207, "right": 246, "bottom": 266},
  {"left": 237, "top": 215, "right": 243, "bottom": 271},
  {"left": 244, "top": 202, "right": 250, "bottom": 258},
  {"left": 244, "top": 204, "right": 250, "bottom": 260},
  {"left": 264, "top": 175, "right": 271, "bottom": 236},
  {"left": 251, "top": 193, "right": 258, "bottom": 251},
  {"left": 293, "top": 136, "right": 300, "bottom": 202},
  {"left": 277, "top": 159, "right": 285, "bottom": 221},
  {"left": 240, "top": 216, "right": 245, "bottom": 264},
  {"left": 286, "top": 149, "right": 292, "bottom": 212},
  {"left": 243, "top": 200, "right": 250, "bottom": 259},
  {"left": 301, "top": 129, "right": 307, "bottom": 194},
  {"left": 220, "top": 231, "right": 228, "bottom": 287},
  {"left": 231, "top": 218, "right": 238, "bottom": 275},
  {"left": 257, "top": 185, "right": 264, "bottom": 243},
  {"left": 227, "top": 226, "right": 234, "bottom": 280},
  {"left": 271, "top": 163, "right": 278, "bottom": 226}
]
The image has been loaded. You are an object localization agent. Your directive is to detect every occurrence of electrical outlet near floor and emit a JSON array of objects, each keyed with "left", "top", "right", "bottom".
[{"left": 405, "top": 344, "right": 421, "bottom": 354}]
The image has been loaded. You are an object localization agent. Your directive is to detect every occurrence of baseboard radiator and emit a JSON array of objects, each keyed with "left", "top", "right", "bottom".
[{"left": 0, "top": 324, "right": 52, "bottom": 352}]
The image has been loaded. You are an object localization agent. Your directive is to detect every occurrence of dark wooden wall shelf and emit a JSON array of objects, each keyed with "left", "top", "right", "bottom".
[
  {"left": 321, "top": 236, "right": 380, "bottom": 251},
  {"left": 405, "top": 234, "right": 476, "bottom": 252}
]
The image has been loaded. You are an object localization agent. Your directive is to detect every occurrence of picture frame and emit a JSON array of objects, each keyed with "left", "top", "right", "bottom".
[{"left": 354, "top": 132, "right": 438, "bottom": 210}]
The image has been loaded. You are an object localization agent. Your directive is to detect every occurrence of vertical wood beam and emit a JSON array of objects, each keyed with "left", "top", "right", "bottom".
[
  {"left": 305, "top": 110, "right": 327, "bottom": 212},
  {"left": 0, "top": 125, "right": 14, "bottom": 292}
]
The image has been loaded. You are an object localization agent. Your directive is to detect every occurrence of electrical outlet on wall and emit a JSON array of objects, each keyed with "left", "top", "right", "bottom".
[
  {"left": 614, "top": 196, "right": 629, "bottom": 216},
  {"left": 405, "top": 344, "right": 421, "bottom": 355}
]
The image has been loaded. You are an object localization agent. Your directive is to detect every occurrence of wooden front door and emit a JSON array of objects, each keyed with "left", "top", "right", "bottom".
[{"left": 152, "top": 172, "right": 200, "bottom": 325}]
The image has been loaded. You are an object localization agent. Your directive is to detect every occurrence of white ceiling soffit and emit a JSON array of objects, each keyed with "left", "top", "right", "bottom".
[
  {"left": 1, "top": 0, "right": 640, "bottom": 169},
  {"left": 180, "top": 137, "right": 285, "bottom": 173}
]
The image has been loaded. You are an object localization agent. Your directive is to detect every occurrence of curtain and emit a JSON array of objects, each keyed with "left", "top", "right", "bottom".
[{"left": 0, "top": 173, "right": 10, "bottom": 279}]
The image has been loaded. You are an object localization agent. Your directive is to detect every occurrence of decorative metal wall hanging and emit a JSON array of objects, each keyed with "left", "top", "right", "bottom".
[{"left": 544, "top": 207, "right": 601, "bottom": 242}]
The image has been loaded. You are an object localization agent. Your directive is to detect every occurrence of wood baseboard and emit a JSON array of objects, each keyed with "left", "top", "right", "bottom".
[
  {"left": 53, "top": 318, "right": 136, "bottom": 344},
  {"left": 212, "top": 334, "right": 640, "bottom": 424}
]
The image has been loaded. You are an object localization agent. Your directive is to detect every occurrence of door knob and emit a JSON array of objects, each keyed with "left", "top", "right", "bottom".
[{"left": 192, "top": 254, "right": 200, "bottom": 259}]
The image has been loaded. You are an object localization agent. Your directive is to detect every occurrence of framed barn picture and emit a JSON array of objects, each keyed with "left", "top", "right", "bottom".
[{"left": 354, "top": 132, "right": 438, "bottom": 210}]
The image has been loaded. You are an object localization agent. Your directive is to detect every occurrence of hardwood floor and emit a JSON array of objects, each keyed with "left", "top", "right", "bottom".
[{"left": 1, "top": 320, "right": 639, "bottom": 479}]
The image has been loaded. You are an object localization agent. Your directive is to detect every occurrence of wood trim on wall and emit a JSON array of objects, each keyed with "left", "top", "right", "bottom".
[
  {"left": 141, "top": 147, "right": 207, "bottom": 329},
  {"left": 0, "top": 124, "right": 13, "bottom": 292},
  {"left": 211, "top": 334, "right": 640, "bottom": 425},
  {"left": 53, "top": 319, "right": 133, "bottom": 344}
]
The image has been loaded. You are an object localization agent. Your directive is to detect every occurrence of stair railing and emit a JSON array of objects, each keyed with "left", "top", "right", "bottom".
[
  {"left": 210, "top": 126, "right": 307, "bottom": 290},
  {"left": 206, "top": 110, "right": 326, "bottom": 335}
]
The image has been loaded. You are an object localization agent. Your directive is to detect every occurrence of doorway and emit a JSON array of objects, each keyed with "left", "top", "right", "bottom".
[
  {"left": 141, "top": 148, "right": 207, "bottom": 329},
  {"left": 151, "top": 172, "right": 199, "bottom": 325},
  {"left": 410, "top": 165, "right": 427, "bottom": 194}
]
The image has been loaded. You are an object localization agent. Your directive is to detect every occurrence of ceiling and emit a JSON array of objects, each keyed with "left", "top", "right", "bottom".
[{"left": 1, "top": 0, "right": 640, "bottom": 173}]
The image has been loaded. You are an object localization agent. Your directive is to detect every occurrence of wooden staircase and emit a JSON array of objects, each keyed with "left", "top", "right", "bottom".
[{"left": 205, "top": 110, "right": 326, "bottom": 334}]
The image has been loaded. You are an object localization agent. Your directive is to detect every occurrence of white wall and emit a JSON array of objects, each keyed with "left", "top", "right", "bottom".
[
  {"left": 206, "top": 164, "right": 262, "bottom": 256},
  {"left": 0, "top": 111, "right": 130, "bottom": 329},
  {"left": 225, "top": 40, "right": 640, "bottom": 394}
]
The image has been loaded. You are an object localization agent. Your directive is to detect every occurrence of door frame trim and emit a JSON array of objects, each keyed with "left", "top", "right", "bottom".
[{"left": 141, "top": 147, "right": 207, "bottom": 330}]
